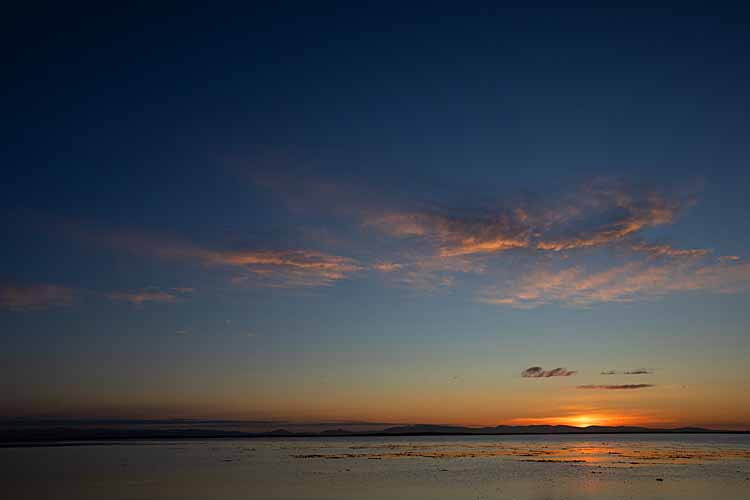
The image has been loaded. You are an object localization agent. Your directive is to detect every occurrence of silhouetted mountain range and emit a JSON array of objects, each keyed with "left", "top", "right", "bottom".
[
  {"left": 2, "top": 422, "right": 746, "bottom": 445},
  {"left": 376, "top": 424, "right": 719, "bottom": 435}
]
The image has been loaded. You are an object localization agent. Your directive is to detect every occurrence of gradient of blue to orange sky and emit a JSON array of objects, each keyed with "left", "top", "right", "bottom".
[{"left": 2, "top": 4, "right": 750, "bottom": 430}]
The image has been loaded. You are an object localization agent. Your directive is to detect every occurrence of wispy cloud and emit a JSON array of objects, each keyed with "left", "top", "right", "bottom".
[
  {"left": 630, "top": 242, "right": 709, "bottom": 258},
  {"left": 482, "top": 257, "right": 750, "bottom": 308},
  {"left": 65, "top": 178, "right": 744, "bottom": 305},
  {"left": 370, "top": 252, "right": 488, "bottom": 292},
  {"left": 365, "top": 182, "right": 697, "bottom": 258},
  {"left": 521, "top": 366, "right": 577, "bottom": 378},
  {"left": 218, "top": 250, "right": 363, "bottom": 287},
  {"left": 578, "top": 384, "right": 655, "bottom": 390},
  {"left": 107, "top": 288, "right": 194, "bottom": 305},
  {"left": 222, "top": 250, "right": 360, "bottom": 287},
  {"left": 371, "top": 262, "right": 404, "bottom": 272},
  {"left": 366, "top": 211, "right": 530, "bottom": 257},
  {"left": 535, "top": 189, "right": 683, "bottom": 252},
  {"left": 80, "top": 226, "right": 363, "bottom": 288},
  {"left": 719, "top": 255, "right": 741, "bottom": 262},
  {"left": 601, "top": 369, "right": 654, "bottom": 375},
  {"left": 246, "top": 176, "right": 724, "bottom": 302},
  {"left": 0, "top": 283, "right": 75, "bottom": 310},
  {"left": 257, "top": 173, "right": 702, "bottom": 262}
]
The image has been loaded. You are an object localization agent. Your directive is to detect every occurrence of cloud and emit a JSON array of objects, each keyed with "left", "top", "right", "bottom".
[
  {"left": 482, "top": 257, "right": 750, "bottom": 308},
  {"left": 255, "top": 175, "right": 708, "bottom": 282},
  {"left": 244, "top": 177, "right": 748, "bottom": 308},
  {"left": 371, "top": 262, "right": 403, "bottom": 272},
  {"left": 630, "top": 242, "right": 709, "bottom": 258},
  {"left": 521, "top": 366, "right": 577, "bottom": 378},
  {"left": 217, "top": 250, "right": 363, "bottom": 287},
  {"left": 532, "top": 180, "right": 694, "bottom": 249},
  {"left": 601, "top": 369, "right": 654, "bottom": 375},
  {"left": 372, "top": 253, "right": 487, "bottom": 291},
  {"left": 0, "top": 283, "right": 75, "bottom": 310},
  {"left": 366, "top": 182, "right": 695, "bottom": 258},
  {"left": 66, "top": 179, "right": 743, "bottom": 304},
  {"left": 81, "top": 226, "right": 362, "bottom": 288},
  {"left": 719, "top": 255, "right": 741, "bottom": 262},
  {"left": 359, "top": 182, "right": 715, "bottom": 302},
  {"left": 366, "top": 210, "right": 532, "bottom": 258},
  {"left": 577, "top": 384, "right": 655, "bottom": 390},
  {"left": 535, "top": 192, "right": 681, "bottom": 251},
  {"left": 107, "top": 288, "right": 193, "bottom": 305}
]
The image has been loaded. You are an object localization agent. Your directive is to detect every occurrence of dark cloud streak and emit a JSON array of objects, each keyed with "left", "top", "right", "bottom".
[
  {"left": 578, "top": 384, "right": 655, "bottom": 390},
  {"left": 521, "top": 366, "right": 577, "bottom": 378},
  {"left": 601, "top": 369, "right": 654, "bottom": 375}
]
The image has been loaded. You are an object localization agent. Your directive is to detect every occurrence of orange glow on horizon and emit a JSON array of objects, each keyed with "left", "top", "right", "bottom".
[{"left": 509, "top": 412, "right": 657, "bottom": 428}]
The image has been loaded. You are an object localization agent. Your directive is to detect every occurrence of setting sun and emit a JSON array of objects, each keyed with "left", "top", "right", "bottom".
[
  {"left": 568, "top": 415, "right": 597, "bottom": 427},
  {"left": 512, "top": 413, "right": 654, "bottom": 428}
]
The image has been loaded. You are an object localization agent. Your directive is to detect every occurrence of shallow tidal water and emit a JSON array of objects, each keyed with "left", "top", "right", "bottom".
[{"left": 2, "top": 434, "right": 749, "bottom": 499}]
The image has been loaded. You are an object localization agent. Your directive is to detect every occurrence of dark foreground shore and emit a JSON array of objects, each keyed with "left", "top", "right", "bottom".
[{"left": 2, "top": 434, "right": 750, "bottom": 499}]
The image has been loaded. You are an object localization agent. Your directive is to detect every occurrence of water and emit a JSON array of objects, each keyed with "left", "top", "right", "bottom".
[{"left": 2, "top": 434, "right": 749, "bottom": 499}]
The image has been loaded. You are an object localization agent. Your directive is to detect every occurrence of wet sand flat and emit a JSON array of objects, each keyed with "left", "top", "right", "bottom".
[{"left": 2, "top": 434, "right": 749, "bottom": 499}]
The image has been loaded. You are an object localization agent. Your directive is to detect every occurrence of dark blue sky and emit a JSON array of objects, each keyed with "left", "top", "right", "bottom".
[{"left": 2, "top": 4, "right": 749, "bottom": 427}]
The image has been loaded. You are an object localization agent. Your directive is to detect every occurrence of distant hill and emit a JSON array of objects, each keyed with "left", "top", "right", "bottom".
[
  {"left": 377, "top": 424, "right": 710, "bottom": 435},
  {"left": 2, "top": 422, "right": 745, "bottom": 445}
]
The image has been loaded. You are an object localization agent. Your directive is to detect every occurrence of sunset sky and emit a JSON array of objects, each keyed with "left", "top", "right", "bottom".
[{"left": 3, "top": 5, "right": 749, "bottom": 430}]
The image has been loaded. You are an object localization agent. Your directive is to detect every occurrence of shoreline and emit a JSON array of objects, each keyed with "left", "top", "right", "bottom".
[{"left": 2, "top": 429, "right": 749, "bottom": 448}]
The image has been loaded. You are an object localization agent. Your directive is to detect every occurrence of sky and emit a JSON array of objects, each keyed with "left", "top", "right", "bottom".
[{"left": 2, "top": 4, "right": 750, "bottom": 430}]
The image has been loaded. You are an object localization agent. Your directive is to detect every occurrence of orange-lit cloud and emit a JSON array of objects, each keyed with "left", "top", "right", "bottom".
[
  {"left": 371, "top": 262, "right": 403, "bottom": 272},
  {"left": 373, "top": 254, "right": 486, "bottom": 291},
  {"left": 107, "top": 287, "right": 193, "bottom": 305},
  {"left": 482, "top": 257, "right": 750, "bottom": 308},
  {"left": 0, "top": 283, "right": 75, "bottom": 310},
  {"left": 536, "top": 191, "right": 682, "bottom": 251},
  {"left": 366, "top": 211, "right": 531, "bottom": 257},
  {"left": 67, "top": 180, "right": 742, "bottom": 302},
  {"left": 366, "top": 182, "right": 696, "bottom": 259},
  {"left": 257, "top": 176, "right": 716, "bottom": 302},
  {"left": 719, "top": 255, "right": 741, "bottom": 262},
  {"left": 217, "top": 250, "right": 363, "bottom": 287},
  {"left": 630, "top": 242, "right": 709, "bottom": 258},
  {"left": 81, "top": 226, "right": 363, "bottom": 288},
  {"left": 257, "top": 174, "right": 702, "bottom": 263}
]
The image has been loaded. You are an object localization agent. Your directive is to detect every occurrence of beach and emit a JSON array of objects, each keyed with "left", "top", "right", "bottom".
[{"left": 2, "top": 434, "right": 749, "bottom": 499}]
